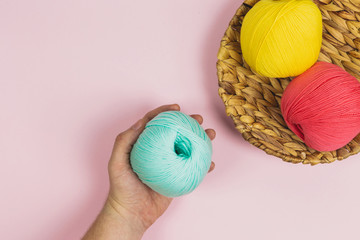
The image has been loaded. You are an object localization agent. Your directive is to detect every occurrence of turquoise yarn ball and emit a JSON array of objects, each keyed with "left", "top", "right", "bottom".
[{"left": 130, "top": 111, "right": 212, "bottom": 197}]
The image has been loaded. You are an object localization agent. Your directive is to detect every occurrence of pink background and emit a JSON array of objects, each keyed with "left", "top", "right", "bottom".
[{"left": 1, "top": 0, "right": 360, "bottom": 239}]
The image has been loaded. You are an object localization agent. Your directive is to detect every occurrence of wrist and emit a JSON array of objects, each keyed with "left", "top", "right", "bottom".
[
  {"left": 104, "top": 195, "right": 147, "bottom": 238},
  {"left": 82, "top": 196, "right": 146, "bottom": 240}
]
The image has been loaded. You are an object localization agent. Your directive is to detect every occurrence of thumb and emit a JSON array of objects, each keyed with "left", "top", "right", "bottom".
[
  {"left": 109, "top": 104, "right": 180, "bottom": 167},
  {"left": 110, "top": 118, "right": 145, "bottom": 165}
]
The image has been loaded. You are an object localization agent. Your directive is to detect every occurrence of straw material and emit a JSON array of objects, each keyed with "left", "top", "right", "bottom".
[{"left": 217, "top": 0, "right": 360, "bottom": 165}]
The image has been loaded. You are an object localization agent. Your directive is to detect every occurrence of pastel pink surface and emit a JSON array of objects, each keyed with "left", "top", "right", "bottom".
[{"left": 1, "top": 1, "right": 360, "bottom": 240}]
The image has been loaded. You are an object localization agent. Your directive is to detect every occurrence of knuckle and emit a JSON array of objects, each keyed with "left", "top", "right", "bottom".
[{"left": 115, "top": 132, "right": 125, "bottom": 143}]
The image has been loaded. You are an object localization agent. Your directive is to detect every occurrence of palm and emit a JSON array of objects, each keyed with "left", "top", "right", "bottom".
[{"left": 109, "top": 162, "right": 172, "bottom": 229}]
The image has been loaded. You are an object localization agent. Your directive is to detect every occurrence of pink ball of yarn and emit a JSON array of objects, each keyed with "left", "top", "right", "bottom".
[{"left": 281, "top": 62, "right": 360, "bottom": 151}]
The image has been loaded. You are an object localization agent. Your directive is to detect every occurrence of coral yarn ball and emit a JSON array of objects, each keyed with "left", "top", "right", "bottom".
[
  {"left": 240, "top": 0, "right": 323, "bottom": 78},
  {"left": 281, "top": 62, "right": 360, "bottom": 152}
]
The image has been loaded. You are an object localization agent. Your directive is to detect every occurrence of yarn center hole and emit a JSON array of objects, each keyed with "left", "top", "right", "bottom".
[
  {"left": 174, "top": 134, "right": 192, "bottom": 158},
  {"left": 294, "top": 123, "right": 304, "bottom": 139}
]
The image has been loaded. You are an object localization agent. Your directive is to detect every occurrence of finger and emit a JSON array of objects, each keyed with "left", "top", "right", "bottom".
[
  {"left": 110, "top": 118, "right": 145, "bottom": 164},
  {"left": 208, "top": 161, "right": 215, "bottom": 173},
  {"left": 190, "top": 114, "right": 203, "bottom": 124},
  {"left": 143, "top": 104, "right": 180, "bottom": 123},
  {"left": 205, "top": 129, "right": 216, "bottom": 140},
  {"left": 110, "top": 104, "right": 180, "bottom": 165}
]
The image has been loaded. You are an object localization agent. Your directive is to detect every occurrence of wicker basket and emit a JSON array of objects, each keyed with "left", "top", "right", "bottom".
[{"left": 217, "top": 0, "right": 360, "bottom": 165}]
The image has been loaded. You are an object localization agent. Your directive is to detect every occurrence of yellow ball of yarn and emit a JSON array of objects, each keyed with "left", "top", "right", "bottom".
[{"left": 240, "top": 0, "right": 323, "bottom": 78}]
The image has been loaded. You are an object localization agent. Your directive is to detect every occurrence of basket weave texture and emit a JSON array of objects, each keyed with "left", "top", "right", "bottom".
[{"left": 217, "top": 0, "right": 360, "bottom": 165}]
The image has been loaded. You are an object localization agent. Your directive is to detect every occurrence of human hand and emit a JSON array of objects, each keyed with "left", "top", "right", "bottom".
[{"left": 83, "top": 104, "right": 216, "bottom": 240}]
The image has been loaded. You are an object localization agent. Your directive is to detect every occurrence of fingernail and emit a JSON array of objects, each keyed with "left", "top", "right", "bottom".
[
  {"left": 131, "top": 119, "right": 143, "bottom": 130},
  {"left": 171, "top": 104, "right": 180, "bottom": 110}
]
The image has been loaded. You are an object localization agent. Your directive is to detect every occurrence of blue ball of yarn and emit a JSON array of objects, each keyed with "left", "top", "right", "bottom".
[{"left": 130, "top": 111, "right": 212, "bottom": 197}]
